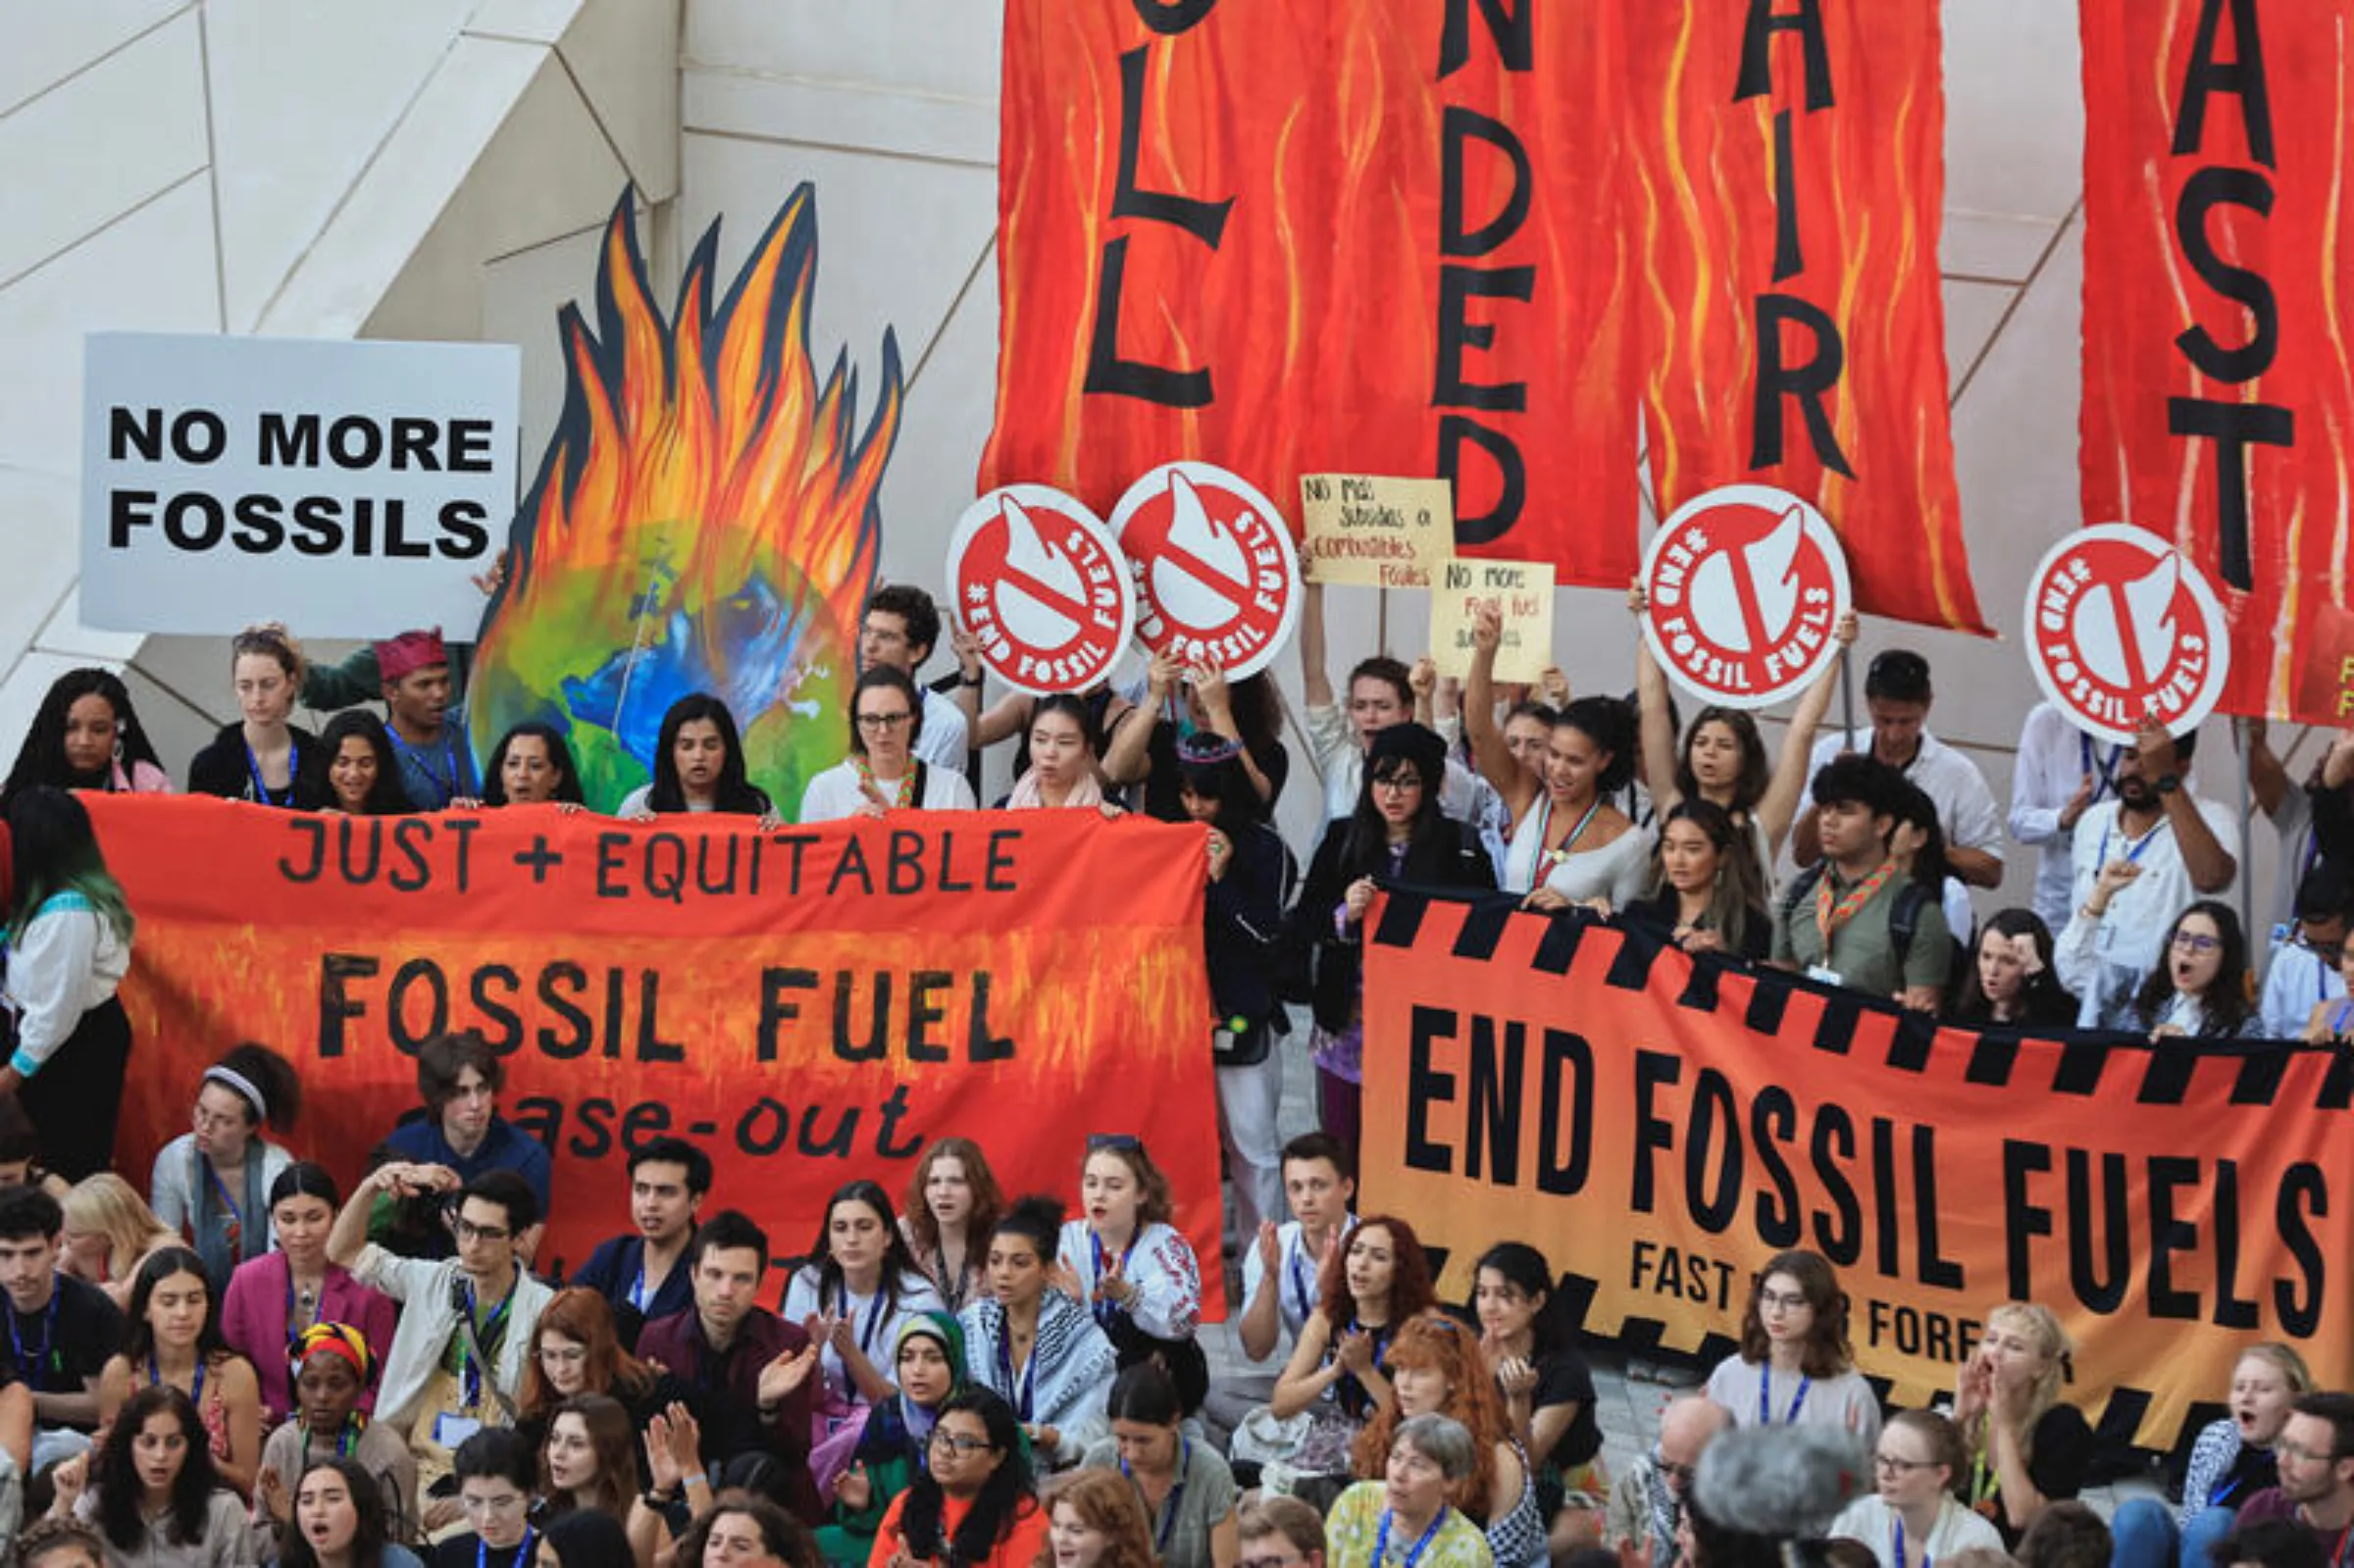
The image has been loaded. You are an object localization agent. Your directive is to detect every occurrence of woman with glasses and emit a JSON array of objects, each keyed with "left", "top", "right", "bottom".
[
  {"left": 1292, "top": 723, "right": 1495, "bottom": 1147},
  {"left": 2065, "top": 897, "right": 2254, "bottom": 1037},
  {"left": 800, "top": 668, "right": 977, "bottom": 822},
  {"left": 147, "top": 1044, "right": 302, "bottom": 1292},
  {"left": 1080, "top": 1362, "right": 1238, "bottom": 1568},
  {"left": 189, "top": 625, "right": 320, "bottom": 808},
  {"left": 1325, "top": 1415, "right": 1493, "bottom": 1568},
  {"left": 2108, "top": 1344, "right": 2312, "bottom": 1568},
  {"left": 515, "top": 1290, "right": 681, "bottom": 1469},
  {"left": 821, "top": 1314, "right": 969, "bottom": 1566},
  {"left": 1702, "top": 1249, "right": 1879, "bottom": 1446},
  {"left": 870, "top": 1390, "right": 1046, "bottom": 1568},
  {"left": 1828, "top": 1411, "right": 2002, "bottom": 1568}
]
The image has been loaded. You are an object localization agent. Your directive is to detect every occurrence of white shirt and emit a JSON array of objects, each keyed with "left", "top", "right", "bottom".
[
  {"left": 2059, "top": 795, "right": 2241, "bottom": 1026},
  {"left": 1055, "top": 1220, "right": 1204, "bottom": 1342},
  {"left": 797, "top": 757, "right": 977, "bottom": 823},
  {"left": 2008, "top": 702, "right": 2129, "bottom": 933},
  {"left": 2, "top": 892, "right": 129, "bottom": 1076},
  {"left": 916, "top": 686, "right": 970, "bottom": 768},
  {"left": 779, "top": 1267, "right": 945, "bottom": 1404},
  {"left": 1702, "top": 1357, "right": 1882, "bottom": 1447},
  {"left": 1828, "top": 1494, "right": 2005, "bottom": 1568},
  {"left": 348, "top": 1244, "right": 553, "bottom": 1430},
  {"left": 1239, "top": 1219, "right": 1351, "bottom": 1354},
  {"left": 2260, "top": 933, "right": 2343, "bottom": 1038},
  {"left": 1807, "top": 728, "right": 2005, "bottom": 870}
]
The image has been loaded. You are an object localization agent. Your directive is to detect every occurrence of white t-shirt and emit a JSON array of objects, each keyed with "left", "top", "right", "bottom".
[
  {"left": 1828, "top": 1495, "right": 2005, "bottom": 1568},
  {"left": 797, "top": 758, "right": 977, "bottom": 823},
  {"left": 1238, "top": 1219, "right": 1352, "bottom": 1354},
  {"left": 916, "top": 687, "right": 970, "bottom": 769},
  {"left": 2061, "top": 795, "right": 2241, "bottom": 1025},
  {"left": 2007, "top": 702, "right": 2130, "bottom": 933},
  {"left": 1702, "top": 1357, "right": 1881, "bottom": 1446},
  {"left": 1806, "top": 728, "right": 2006, "bottom": 865}
]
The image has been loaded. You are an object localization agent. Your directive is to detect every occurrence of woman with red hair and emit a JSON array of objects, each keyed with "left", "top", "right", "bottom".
[
  {"left": 1353, "top": 1312, "right": 1546, "bottom": 1568},
  {"left": 1270, "top": 1215, "right": 1436, "bottom": 1489},
  {"left": 516, "top": 1288, "right": 685, "bottom": 1465}
]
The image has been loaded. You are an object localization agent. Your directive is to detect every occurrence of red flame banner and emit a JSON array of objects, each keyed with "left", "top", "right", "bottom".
[
  {"left": 1625, "top": 0, "right": 1983, "bottom": 633},
  {"left": 983, "top": 2, "right": 1642, "bottom": 583},
  {"left": 2081, "top": 0, "right": 2354, "bottom": 722}
]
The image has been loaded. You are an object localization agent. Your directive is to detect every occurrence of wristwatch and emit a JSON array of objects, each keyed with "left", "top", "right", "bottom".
[
  {"left": 959, "top": 669, "right": 983, "bottom": 687},
  {"left": 2154, "top": 774, "right": 2180, "bottom": 796}
]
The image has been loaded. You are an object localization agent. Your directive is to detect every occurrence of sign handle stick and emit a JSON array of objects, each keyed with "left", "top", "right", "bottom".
[
  {"left": 2236, "top": 715, "right": 2256, "bottom": 944},
  {"left": 1377, "top": 586, "right": 1391, "bottom": 662},
  {"left": 1840, "top": 635, "right": 1858, "bottom": 749}
]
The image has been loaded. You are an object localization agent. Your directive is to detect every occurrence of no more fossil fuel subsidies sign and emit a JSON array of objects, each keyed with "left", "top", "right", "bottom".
[{"left": 80, "top": 332, "right": 521, "bottom": 636}]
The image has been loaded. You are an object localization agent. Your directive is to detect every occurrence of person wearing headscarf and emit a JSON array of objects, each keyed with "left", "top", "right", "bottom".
[
  {"left": 255, "top": 1323, "right": 418, "bottom": 1549},
  {"left": 372, "top": 631, "right": 478, "bottom": 812},
  {"left": 818, "top": 1314, "right": 968, "bottom": 1565}
]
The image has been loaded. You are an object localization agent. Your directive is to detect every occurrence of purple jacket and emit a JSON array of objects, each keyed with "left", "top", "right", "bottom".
[
  {"left": 220, "top": 1251, "right": 398, "bottom": 1423},
  {"left": 637, "top": 1305, "right": 821, "bottom": 1523}
]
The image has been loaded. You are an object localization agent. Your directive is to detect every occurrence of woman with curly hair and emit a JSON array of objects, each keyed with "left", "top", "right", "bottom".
[
  {"left": 1272, "top": 1215, "right": 1437, "bottom": 1487},
  {"left": 870, "top": 1389, "right": 1046, "bottom": 1568},
  {"left": 1353, "top": 1313, "right": 1545, "bottom": 1568}
]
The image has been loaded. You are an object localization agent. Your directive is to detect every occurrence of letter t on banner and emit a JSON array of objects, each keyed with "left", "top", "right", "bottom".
[{"left": 2080, "top": 0, "right": 2354, "bottom": 721}]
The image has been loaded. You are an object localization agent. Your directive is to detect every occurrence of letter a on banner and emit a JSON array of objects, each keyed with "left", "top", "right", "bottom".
[
  {"left": 983, "top": 1, "right": 1643, "bottom": 585},
  {"left": 1624, "top": 0, "right": 1986, "bottom": 634},
  {"left": 2080, "top": 0, "right": 2354, "bottom": 722}
]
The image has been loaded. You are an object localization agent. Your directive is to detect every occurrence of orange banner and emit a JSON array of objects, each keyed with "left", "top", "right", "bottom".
[
  {"left": 1627, "top": 0, "right": 1984, "bottom": 633},
  {"left": 1362, "top": 891, "right": 2351, "bottom": 1448},
  {"left": 983, "top": 0, "right": 1642, "bottom": 582},
  {"left": 85, "top": 796, "right": 1223, "bottom": 1304},
  {"left": 2080, "top": 0, "right": 2354, "bottom": 721}
]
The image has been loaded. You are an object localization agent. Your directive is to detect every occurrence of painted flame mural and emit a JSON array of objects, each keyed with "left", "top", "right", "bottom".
[
  {"left": 470, "top": 192, "right": 903, "bottom": 808},
  {"left": 2081, "top": 0, "right": 2354, "bottom": 723}
]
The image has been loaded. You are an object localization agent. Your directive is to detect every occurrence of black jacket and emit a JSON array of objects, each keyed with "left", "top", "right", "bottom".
[{"left": 1291, "top": 816, "right": 1496, "bottom": 1032}]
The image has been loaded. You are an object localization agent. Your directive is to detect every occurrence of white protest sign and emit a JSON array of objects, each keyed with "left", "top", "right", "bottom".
[{"left": 80, "top": 332, "right": 521, "bottom": 635}]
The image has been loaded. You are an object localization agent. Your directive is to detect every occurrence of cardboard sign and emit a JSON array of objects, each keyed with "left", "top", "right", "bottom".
[
  {"left": 1298, "top": 474, "right": 1452, "bottom": 588},
  {"left": 2024, "top": 523, "right": 2230, "bottom": 744},
  {"left": 948, "top": 485, "right": 1135, "bottom": 695},
  {"left": 1430, "top": 558, "right": 1555, "bottom": 683},
  {"left": 80, "top": 332, "right": 520, "bottom": 636},
  {"left": 1110, "top": 463, "right": 1301, "bottom": 679},
  {"left": 1638, "top": 483, "right": 1853, "bottom": 709}
]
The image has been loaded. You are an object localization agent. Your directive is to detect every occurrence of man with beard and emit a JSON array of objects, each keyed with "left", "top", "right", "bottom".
[
  {"left": 2231, "top": 1393, "right": 2354, "bottom": 1556},
  {"left": 2059, "top": 715, "right": 2237, "bottom": 1027}
]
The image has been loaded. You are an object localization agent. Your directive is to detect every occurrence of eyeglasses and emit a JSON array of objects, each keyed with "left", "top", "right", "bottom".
[
  {"left": 2274, "top": 1440, "right": 2332, "bottom": 1463},
  {"left": 2171, "top": 932, "right": 2222, "bottom": 953},
  {"left": 1873, "top": 1455, "right": 1937, "bottom": 1474},
  {"left": 1758, "top": 1290, "right": 1810, "bottom": 1311},
  {"left": 453, "top": 1220, "right": 511, "bottom": 1244},
  {"left": 1370, "top": 776, "right": 1422, "bottom": 795},
  {"left": 460, "top": 1492, "right": 527, "bottom": 1514},
  {"left": 855, "top": 712, "right": 914, "bottom": 732},
  {"left": 930, "top": 1431, "right": 995, "bottom": 1454}
]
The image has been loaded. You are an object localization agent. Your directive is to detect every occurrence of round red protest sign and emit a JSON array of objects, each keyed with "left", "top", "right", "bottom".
[
  {"left": 1108, "top": 462, "right": 1302, "bottom": 680},
  {"left": 1639, "top": 484, "right": 1852, "bottom": 709},
  {"left": 2023, "top": 523, "right": 2230, "bottom": 745},
  {"left": 947, "top": 485, "right": 1136, "bottom": 695}
]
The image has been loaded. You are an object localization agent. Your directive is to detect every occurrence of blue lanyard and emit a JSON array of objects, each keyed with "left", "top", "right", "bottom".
[
  {"left": 243, "top": 738, "right": 299, "bottom": 807},
  {"left": 7, "top": 1291, "right": 59, "bottom": 1389},
  {"left": 1894, "top": 1516, "right": 1928, "bottom": 1568},
  {"left": 1091, "top": 1231, "right": 1139, "bottom": 1328},
  {"left": 461, "top": 1281, "right": 514, "bottom": 1408},
  {"left": 1757, "top": 1365, "right": 1810, "bottom": 1425},
  {"left": 149, "top": 1353, "right": 206, "bottom": 1410},
  {"left": 1122, "top": 1440, "right": 1190, "bottom": 1554},
  {"left": 996, "top": 1316, "right": 1037, "bottom": 1421},
  {"left": 1373, "top": 1506, "right": 1450, "bottom": 1568},
  {"left": 387, "top": 727, "right": 467, "bottom": 801},
  {"left": 477, "top": 1528, "right": 533, "bottom": 1568},
  {"left": 832, "top": 1282, "right": 890, "bottom": 1357},
  {"left": 204, "top": 1160, "right": 245, "bottom": 1256},
  {"left": 1288, "top": 1243, "right": 1317, "bottom": 1328},
  {"left": 284, "top": 1269, "right": 322, "bottom": 1357},
  {"left": 2095, "top": 816, "right": 2170, "bottom": 870}
]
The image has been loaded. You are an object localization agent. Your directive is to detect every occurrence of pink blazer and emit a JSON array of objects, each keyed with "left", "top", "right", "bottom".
[{"left": 219, "top": 1252, "right": 399, "bottom": 1423}]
